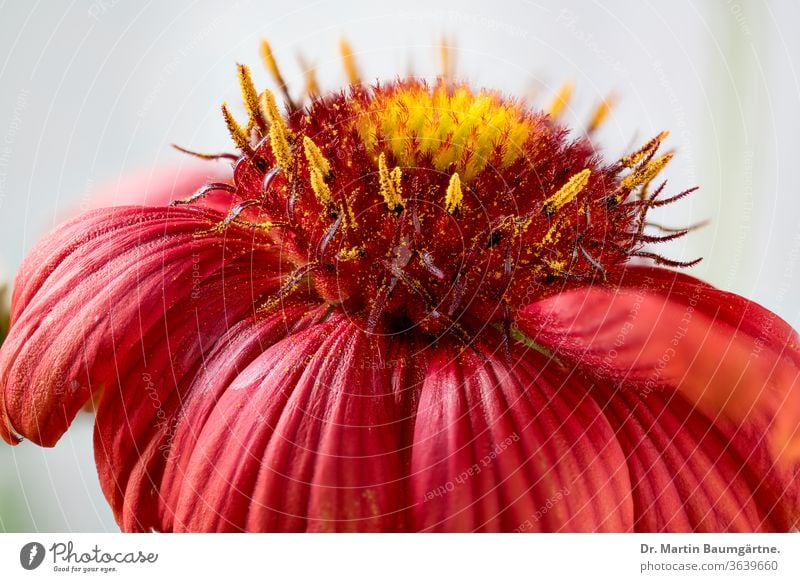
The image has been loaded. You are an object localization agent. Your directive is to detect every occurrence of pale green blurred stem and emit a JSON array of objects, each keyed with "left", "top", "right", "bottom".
[{"left": 702, "top": 2, "right": 765, "bottom": 294}]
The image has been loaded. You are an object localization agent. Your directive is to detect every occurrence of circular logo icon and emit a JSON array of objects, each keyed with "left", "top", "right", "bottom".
[{"left": 19, "top": 542, "right": 46, "bottom": 570}]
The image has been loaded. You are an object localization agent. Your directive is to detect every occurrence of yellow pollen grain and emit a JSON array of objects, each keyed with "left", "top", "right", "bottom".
[
  {"left": 515, "top": 216, "right": 532, "bottom": 234},
  {"left": 543, "top": 168, "right": 591, "bottom": 214},
  {"left": 254, "top": 221, "right": 274, "bottom": 232},
  {"left": 540, "top": 219, "right": 563, "bottom": 246},
  {"left": 337, "top": 246, "right": 364, "bottom": 261},
  {"left": 548, "top": 82, "right": 574, "bottom": 119},
  {"left": 303, "top": 136, "right": 331, "bottom": 177},
  {"left": 378, "top": 153, "right": 404, "bottom": 211},
  {"left": 587, "top": 95, "right": 616, "bottom": 133},
  {"left": 620, "top": 153, "right": 673, "bottom": 190},
  {"left": 444, "top": 172, "right": 463, "bottom": 214},
  {"left": 339, "top": 38, "right": 360, "bottom": 84},
  {"left": 346, "top": 201, "right": 358, "bottom": 228},
  {"left": 220, "top": 103, "right": 249, "bottom": 151},
  {"left": 620, "top": 130, "right": 670, "bottom": 168},
  {"left": 237, "top": 64, "right": 264, "bottom": 132},
  {"left": 261, "top": 89, "right": 293, "bottom": 175}
]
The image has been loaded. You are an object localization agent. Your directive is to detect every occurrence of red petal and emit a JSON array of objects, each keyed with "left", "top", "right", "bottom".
[
  {"left": 517, "top": 266, "right": 800, "bottom": 464},
  {"left": 0, "top": 205, "right": 287, "bottom": 447},
  {"left": 169, "top": 314, "right": 417, "bottom": 532},
  {"left": 73, "top": 162, "right": 229, "bottom": 417},
  {"left": 592, "top": 382, "right": 799, "bottom": 530},
  {"left": 103, "top": 301, "right": 325, "bottom": 531},
  {"left": 408, "top": 338, "right": 634, "bottom": 532},
  {"left": 516, "top": 265, "right": 800, "bottom": 530}
]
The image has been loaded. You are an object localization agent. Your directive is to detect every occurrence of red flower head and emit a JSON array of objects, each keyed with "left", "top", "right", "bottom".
[{"left": 1, "top": 41, "right": 799, "bottom": 532}]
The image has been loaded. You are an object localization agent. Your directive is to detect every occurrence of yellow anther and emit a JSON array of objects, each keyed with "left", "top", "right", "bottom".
[
  {"left": 353, "top": 80, "right": 532, "bottom": 179},
  {"left": 305, "top": 67, "right": 320, "bottom": 97},
  {"left": 308, "top": 166, "right": 333, "bottom": 206},
  {"left": 237, "top": 64, "right": 265, "bottom": 132},
  {"left": 261, "top": 89, "right": 293, "bottom": 175},
  {"left": 260, "top": 39, "right": 295, "bottom": 107},
  {"left": 444, "top": 172, "right": 463, "bottom": 214},
  {"left": 548, "top": 82, "right": 574, "bottom": 119},
  {"left": 339, "top": 38, "right": 360, "bottom": 84},
  {"left": 620, "top": 131, "right": 670, "bottom": 168},
  {"left": 220, "top": 103, "right": 250, "bottom": 151},
  {"left": 543, "top": 168, "right": 591, "bottom": 214},
  {"left": 439, "top": 38, "right": 455, "bottom": 81},
  {"left": 260, "top": 40, "right": 288, "bottom": 95},
  {"left": 303, "top": 136, "right": 331, "bottom": 177},
  {"left": 620, "top": 153, "right": 673, "bottom": 191},
  {"left": 339, "top": 197, "right": 358, "bottom": 229},
  {"left": 391, "top": 167, "right": 402, "bottom": 193},
  {"left": 304, "top": 136, "right": 333, "bottom": 205},
  {"left": 378, "top": 153, "right": 404, "bottom": 211},
  {"left": 297, "top": 53, "right": 320, "bottom": 98},
  {"left": 587, "top": 95, "right": 616, "bottom": 134}
]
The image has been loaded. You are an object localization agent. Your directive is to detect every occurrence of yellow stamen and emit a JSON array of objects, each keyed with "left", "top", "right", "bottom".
[
  {"left": 260, "top": 39, "right": 295, "bottom": 106},
  {"left": 543, "top": 168, "right": 591, "bottom": 214},
  {"left": 309, "top": 167, "right": 333, "bottom": 206},
  {"left": 378, "top": 153, "right": 404, "bottom": 211},
  {"left": 261, "top": 89, "right": 293, "bottom": 175},
  {"left": 339, "top": 38, "right": 360, "bottom": 84},
  {"left": 620, "top": 130, "right": 670, "bottom": 168},
  {"left": 439, "top": 38, "right": 455, "bottom": 81},
  {"left": 296, "top": 53, "right": 320, "bottom": 98},
  {"left": 587, "top": 95, "right": 616, "bottom": 134},
  {"left": 620, "top": 153, "right": 673, "bottom": 190},
  {"left": 305, "top": 66, "right": 320, "bottom": 97},
  {"left": 391, "top": 167, "right": 402, "bottom": 194},
  {"left": 303, "top": 137, "right": 333, "bottom": 205},
  {"left": 221, "top": 103, "right": 249, "bottom": 151},
  {"left": 237, "top": 64, "right": 265, "bottom": 132},
  {"left": 260, "top": 40, "right": 287, "bottom": 94},
  {"left": 303, "top": 136, "right": 331, "bottom": 177},
  {"left": 444, "top": 172, "right": 463, "bottom": 214},
  {"left": 548, "top": 82, "right": 574, "bottom": 119},
  {"left": 354, "top": 82, "right": 532, "bottom": 180},
  {"left": 342, "top": 197, "right": 358, "bottom": 229}
]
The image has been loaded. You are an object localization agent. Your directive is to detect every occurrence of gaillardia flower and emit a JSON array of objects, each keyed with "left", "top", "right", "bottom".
[{"left": 1, "top": 41, "right": 799, "bottom": 532}]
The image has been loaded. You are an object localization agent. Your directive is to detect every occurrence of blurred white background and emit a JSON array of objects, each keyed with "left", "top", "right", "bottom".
[{"left": 0, "top": 0, "right": 798, "bottom": 532}]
